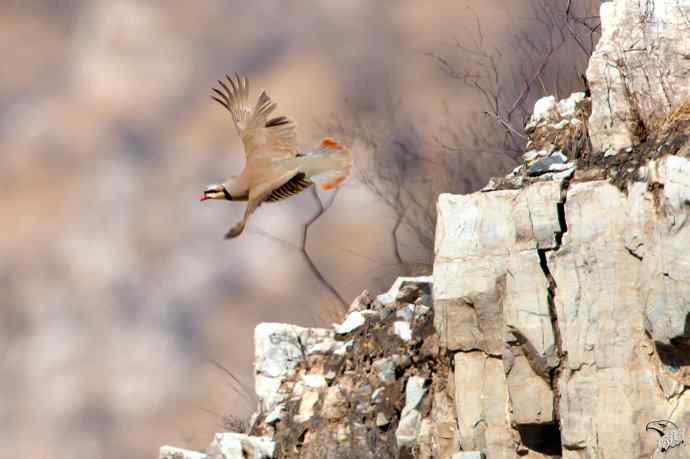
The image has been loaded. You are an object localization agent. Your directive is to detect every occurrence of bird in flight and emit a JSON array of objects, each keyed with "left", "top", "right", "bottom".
[{"left": 201, "top": 74, "right": 353, "bottom": 239}]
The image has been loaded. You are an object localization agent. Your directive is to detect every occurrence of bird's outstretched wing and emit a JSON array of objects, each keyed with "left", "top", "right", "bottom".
[{"left": 211, "top": 74, "right": 298, "bottom": 164}]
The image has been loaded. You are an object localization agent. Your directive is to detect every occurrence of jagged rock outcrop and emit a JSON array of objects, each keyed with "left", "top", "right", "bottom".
[
  {"left": 587, "top": 0, "right": 690, "bottom": 154},
  {"left": 249, "top": 277, "right": 450, "bottom": 458},
  {"left": 160, "top": 277, "right": 481, "bottom": 459},
  {"left": 160, "top": 1, "right": 690, "bottom": 457},
  {"left": 435, "top": 150, "right": 690, "bottom": 457}
]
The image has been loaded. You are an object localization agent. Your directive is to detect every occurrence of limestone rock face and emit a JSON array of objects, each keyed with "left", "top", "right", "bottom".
[
  {"left": 587, "top": 0, "right": 690, "bottom": 153},
  {"left": 435, "top": 155, "right": 690, "bottom": 458}
]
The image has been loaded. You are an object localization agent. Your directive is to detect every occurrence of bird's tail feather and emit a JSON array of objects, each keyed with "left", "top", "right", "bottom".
[
  {"left": 273, "top": 137, "right": 353, "bottom": 189},
  {"left": 309, "top": 138, "right": 353, "bottom": 190}
]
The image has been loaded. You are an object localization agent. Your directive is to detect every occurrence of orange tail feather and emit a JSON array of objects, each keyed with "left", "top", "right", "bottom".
[{"left": 316, "top": 137, "right": 353, "bottom": 190}]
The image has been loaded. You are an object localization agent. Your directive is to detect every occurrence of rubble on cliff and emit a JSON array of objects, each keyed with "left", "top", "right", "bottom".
[{"left": 161, "top": 277, "right": 480, "bottom": 459}]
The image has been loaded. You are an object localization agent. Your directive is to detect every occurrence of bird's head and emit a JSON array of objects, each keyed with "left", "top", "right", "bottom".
[{"left": 200, "top": 183, "right": 231, "bottom": 201}]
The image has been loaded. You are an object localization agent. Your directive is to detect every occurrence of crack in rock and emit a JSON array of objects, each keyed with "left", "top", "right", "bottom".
[{"left": 536, "top": 178, "right": 571, "bottom": 425}]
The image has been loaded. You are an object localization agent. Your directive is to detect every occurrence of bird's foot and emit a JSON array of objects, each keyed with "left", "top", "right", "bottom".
[{"left": 224, "top": 222, "right": 245, "bottom": 239}]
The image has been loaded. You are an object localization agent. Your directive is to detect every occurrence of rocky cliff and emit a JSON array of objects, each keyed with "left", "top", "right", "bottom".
[{"left": 160, "top": 0, "right": 690, "bottom": 457}]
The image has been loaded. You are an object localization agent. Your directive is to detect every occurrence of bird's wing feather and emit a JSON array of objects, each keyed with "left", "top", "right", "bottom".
[{"left": 211, "top": 74, "right": 298, "bottom": 164}]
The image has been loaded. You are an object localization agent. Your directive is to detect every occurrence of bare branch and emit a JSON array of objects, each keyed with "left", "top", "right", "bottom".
[
  {"left": 483, "top": 111, "right": 528, "bottom": 140},
  {"left": 303, "top": 187, "right": 348, "bottom": 309},
  {"left": 206, "top": 357, "right": 254, "bottom": 407},
  {"left": 318, "top": 0, "right": 600, "bottom": 282}
]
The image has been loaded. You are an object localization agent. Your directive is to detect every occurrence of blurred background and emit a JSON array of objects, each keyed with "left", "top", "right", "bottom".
[{"left": 0, "top": 1, "right": 598, "bottom": 457}]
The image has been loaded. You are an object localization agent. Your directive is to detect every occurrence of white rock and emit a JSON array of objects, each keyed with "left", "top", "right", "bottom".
[
  {"left": 550, "top": 150, "right": 567, "bottom": 162},
  {"left": 542, "top": 165, "right": 577, "bottom": 182},
  {"left": 551, "top": 119, "right": 570, "bottom": 130},
  {"left": 393, "top": 321, "right": 412, "bottom": 341},
  {"left": 302, "top": 374, "right": 327, "bottom": 389},
  {"left": 587, "top": 0, "right": 690, "bottom": 152},
  {"left": 333, "top": 311, "right": 365, "bottom": 334},
  {"left": 522, "top": 149, "right": 543, "bottom": 162},
  {"left": 396, "top": 409, "right": 422, "bottom": 447},
  {"left": 438, "top": 167, "right": 690, "bottom": 456},
  {"left": 332, "top": 339, "right": 353, "bottom": 356},
  {"left": 505, "top": 355, "right": 553, "bottom": 425},
  {"left": 371, "top": 387, "right": 385, "bottom": 402},
  {"left": 528, "top": 95, "right": 557, "bottom": 127},
  {"left": 557, "top": 91, "right": 586, "bottom": 118},
  {"left": 435, "top": 182, "right": 562, "bottom": 354},
  {"left": 396, "top": 305, "right": 414, "bottom": 321},
  {"left": 404, "top": 376, "right": 427, "bottom": 409},
  {"left": 396, "top": 303, "right": 429, "bottom": 322},
  {"left": 376, "top": 276, "right": 433, "bottom": 306},
  {"left": 263, "top": 404, "right": 285, "bottom": 424},
  {"left": 643, "top": 156, "right": 690, "bottom": 345},
  {"left": 254, "top": 323, "right": 335, "bottom": 414},
  {"left": 160, "top": 446, "right": 207, "bottom": 459},
  {"left": 360, "top": 309, "right": 380, "bottom": 318},
  {"left": 376, "top": 412, "right": 390, "bottom": 427},
  {"left": 452, "top": 452, "right": 485, "bottom": 459},
  {"left": 372, "top": 356, "right": 398, "bottom": 383},
  {"left": 395, "top": 376, "right": 427, "bottom": 448},
  {"left": 207, "top": 433, "right": 275, "bottom": 459},
  {"left": 294, "top": 389, "right": 321, "bottom": 423},
  {"left": 454, "top": 352, "right": 513, "bottom": 456},
  {"left": 546, "top": 161, "right": 575, "bottom": 172}
]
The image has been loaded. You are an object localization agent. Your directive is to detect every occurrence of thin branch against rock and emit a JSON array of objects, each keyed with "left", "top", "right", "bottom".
[
  {"left": 563, "top": 0, "right": 602, "bottom": 57},
  {"left": 429, "top": 0, "right": 578, "bottom": 154},
  {"left": 206, "top": 357, "right": 254, "bottom": 407},
  {"left": 303, "top": 187, "right": 348, "bottom": 309},
  {"left": 391, "top": 210, "right": 410, "bottom": 276},
  {"left": 248, "top": 187, "right": 348, "bottom": 311},
  {"left": 484, "top": 111, "right": 528, "bottom": 140},
  {"left": 316, "top": 0, "right": 600, "bottom": 281}
]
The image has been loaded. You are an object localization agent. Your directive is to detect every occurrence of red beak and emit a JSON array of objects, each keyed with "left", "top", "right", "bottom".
[{"left": 200, "top": 194, "right": 209, "bottom": 202}]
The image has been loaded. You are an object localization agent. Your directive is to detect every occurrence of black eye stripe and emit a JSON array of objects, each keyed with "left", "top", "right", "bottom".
[{"left": 223, "top": 188, "right": 232, "bottom": 200}]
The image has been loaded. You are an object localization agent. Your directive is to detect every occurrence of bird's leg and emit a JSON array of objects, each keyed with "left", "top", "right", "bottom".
[
  {"left": 224, "top": 171, "right": 300, "bottom": 239},
  {"left": 224, "top": 195, "right": 264, "bottom": 239},
  {"left": 224, "top": 221, "right": 246, "bottom": 239}
]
